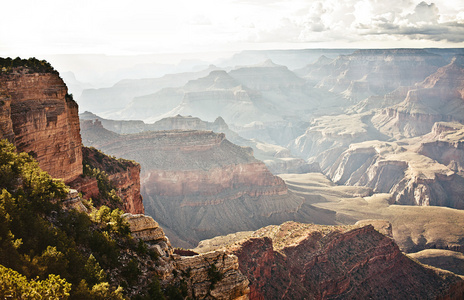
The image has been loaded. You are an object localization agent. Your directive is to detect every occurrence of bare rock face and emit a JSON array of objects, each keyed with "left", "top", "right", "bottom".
[
  {"left": 195, "top": 221, "right": 464, "bottom": 299},
  {"left": 290, "top": 113, "right": 387, "bottom": 171},
  {"left": 326, "top": 125, "right": 464, "bottom": 208},
  {"left": 124, "top": 213, "right": 172, "bottom": 257},
  {"left": 0, "top": 86, "right": 14, "bottom": 142},
  {"left": 308, "top": 49, "right": 445, "bottom": 102},
  {"left": 68, "top": 146, "right": 145, "bottom": 214},
  {"left": 372, "top": 56, "right": 464, "bottom": 139},
  {"left": 123, "top": 213, "right": 250, "bottom": 299},
  {"left": 80, "top": 123, "right": 304, "bottom": 247},
  {"left": 173, "top": 251, "right": 250, "bottom": 300},
  {"left": 0, "top": 67, "right": 82, "bottom": 183}
]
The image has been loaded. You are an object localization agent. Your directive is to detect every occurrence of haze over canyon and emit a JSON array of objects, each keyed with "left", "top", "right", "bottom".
[{"left": 2, "top": 47, "right": 464, "bottom": 299}]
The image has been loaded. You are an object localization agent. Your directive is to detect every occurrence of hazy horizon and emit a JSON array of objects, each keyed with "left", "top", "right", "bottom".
[{"left": 1, "top": 0, "right": 463, "bottom": 58}]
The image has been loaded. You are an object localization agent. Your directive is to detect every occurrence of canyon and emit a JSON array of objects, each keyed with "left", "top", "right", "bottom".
[
  {"left": 194, "top": 221, "right": 464, "bottom": 299},
  {"left": 3, "top": 49, "right": 464, "bottom": 298},
  {"left": 0, "top": 59, "right": 144, "bottom": 215},
  {"left": 80, "top": 120, "right": 309, "bottom": 247}
]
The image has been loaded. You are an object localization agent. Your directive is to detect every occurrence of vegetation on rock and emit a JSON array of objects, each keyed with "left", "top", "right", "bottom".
[
  {"left": 0, "top": 139, "right": 165, "bottom": 299},
  {"left": 0, "top": 57, "right": 58, "bottom": 75}
]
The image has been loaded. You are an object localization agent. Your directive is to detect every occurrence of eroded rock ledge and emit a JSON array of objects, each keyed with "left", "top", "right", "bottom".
[
  {"left": 194, "top": 221, "right": 464, "bottom": 299},
  {"left": 123, "top": 213, "right": 250, "bottom": 299}
]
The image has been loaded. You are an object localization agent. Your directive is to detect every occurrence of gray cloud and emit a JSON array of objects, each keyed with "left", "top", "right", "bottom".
[{"left": 364, "top": 2, "right": 464, "bottom": 43}]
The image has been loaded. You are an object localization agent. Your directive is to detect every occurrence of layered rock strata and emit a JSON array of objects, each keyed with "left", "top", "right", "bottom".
[
  {"left": 0, "top": 66, "right": 83, "bottom": 183},
  {"left": 80, "top": 122, "right": 304, "bottom": 247},
  {"left": 123, "top": 213, "right": 250, "bottom": 299},
  {"left": 0, "top": 62, "right": 144, "bottom": 214},
  {"left": 80, "top": 113, "right": 312, "bottom": 174},
  {"left": 68, "top": 146, "right": 145, "bottom": 214},
  {"left": 326, "top": 123, "right": 464, "bottom": 208},
  {"left": 372, "top": 56, "right": 464, "bottom": 139},
  {"left": 195, "top": 221, "right": 464, "bottom": 299},
  {"left": 0, "top": 67, "right": 82, "bottom": 182},
  {"left": 304, "top": 49, "right": 445, "bottom": 101}
]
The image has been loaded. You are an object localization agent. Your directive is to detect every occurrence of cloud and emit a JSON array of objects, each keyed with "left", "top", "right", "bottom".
[
  {"left": 363, "top": 1, "right": 464, "bottom": 43},
  {"left": 241, "top": 0, "right": 464, "bottom": 45}
]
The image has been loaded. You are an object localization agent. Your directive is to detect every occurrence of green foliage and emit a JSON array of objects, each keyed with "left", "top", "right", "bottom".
[
  {"left": 0, "top": 264, "right": 71, "bottom": 299},
  {"left": 84, "top": 254, "right": 107, "bottom": 287},
  {"left": 33, "top": 246, "right": 69, "bottom": 279},
  {"left": 72, "top": 280, "right": 125, "bottom": 300},
  {"left": 0, "top": 57, "right": 58, "bottom": 74},
  {"left": 121, "top": 258, "right": 140, "bottom": 285},
  {"left": 0, "top": 139, "right": 165, "bottom": 299},
  {"left": 82, "top": 164, "right": 122, "bottom": 207},
  {"left": 90, "top": 205, "right": 131, "bottom": 236}
]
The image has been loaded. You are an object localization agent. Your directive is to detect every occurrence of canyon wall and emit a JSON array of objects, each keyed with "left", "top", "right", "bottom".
[
  {"left": 0, "top": 66, "right": 82, "bottom": 183},
  {"left": 372, "top": 55, "right": 464, "bottom": 139},
  {"left": 195, "top": 221, "right": 464, "bottom": 299},
  {"left": 326, "top": 123, "right": 464, "bottom": 208},
  {"left": 80, "top": 121, "right": 305, "bottom": 247},
  {"left": 124, "top": 213, "right": 250, "bottom": 299},
  {"left": 0, "top": 62, "right": 144, "bottom": 215}
]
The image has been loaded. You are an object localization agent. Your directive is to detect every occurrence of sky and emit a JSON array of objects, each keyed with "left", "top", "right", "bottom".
[{"left": 1, "top": 0, "right": 464, "bottom": 57}]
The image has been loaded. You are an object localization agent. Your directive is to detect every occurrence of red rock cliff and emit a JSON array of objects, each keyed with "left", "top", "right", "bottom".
[
  {"left": 0, "top": 66, "right": 82, "bottom": 183},
  {"left": 0, "top": 61, "right": 144, "bottom": 215},
  {"left": 69, "top": 146, "right": 144, "bottom": 214},
  {"left": 80, "top": 123, "right": 303, "bottom": 247},
  {"left": 198, "top": 221, "right": 464, "bottom": 299}
]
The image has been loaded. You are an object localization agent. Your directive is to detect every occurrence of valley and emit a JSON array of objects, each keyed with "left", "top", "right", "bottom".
[{"left": 2, "top": 48, "right": 464, "bottom": 298}]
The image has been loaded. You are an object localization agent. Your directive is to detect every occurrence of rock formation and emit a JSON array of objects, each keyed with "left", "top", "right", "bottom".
[
  {"left": 0, "top": 59, "right": 145, "bottom": 215},
  {"left": 326, "top": 131, "right": 464, "bottom": 208},
  {"left": 69, "top": 146, "right": 145, "bottom": 214},
  {"left": 303, "top": 49, "right": 446, "bottom": 102},
  {"left": 0, "top": 63, "right": 82, "bottom": 183},
  {"left": 123, "top": 213, "right": 250, "bottom": 299},
  {"left": 80, "top": 121, "right": 305, "bottom": 247},
  {"left": 80, "top": 112, "right": 313, "bottom": 174},
  {"left": 290, "top": 113, "right": 388, "bottom": 171},
  {"left": 194, "top": 221, "right": 464, "bottom": 299},
  {"left": 372, "top": 55, "right": 464, "bottom": 139}
]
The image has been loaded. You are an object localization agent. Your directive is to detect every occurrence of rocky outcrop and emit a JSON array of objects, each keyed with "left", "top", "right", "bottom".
[
  {"left": 372, "top": 56, "right": 464, "bottom": 139},
  {"left": 124, "top": 213, "right": 172, "bottom": 257},
  {"left": 290, "top": 113, "right": 387, "bottom": 171},
  {"left": 308, "top": 49, "right": 446, "bottom": 102},
  {"left": 326, "top": 130, "right": 464, "bottom": 208},
  {"left": 69, "top": 146, "right": 144, "bottom": 214},
  {"left": 172, "top": 251, "right": 250, "bottom": 300},
  {"left": 195, "top": 221, "right": 464, "bottom": 299},
  {"left": 123, "top": 213, "right": 250, "bottom": 299},
  {"left": 0, "top": 65, "right": 82, "bottom": 183},
  {"left": 80, "top": 122, "right": 304, "bottom": 247}
]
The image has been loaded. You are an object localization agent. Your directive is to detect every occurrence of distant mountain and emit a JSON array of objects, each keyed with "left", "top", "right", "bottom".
[
  {"left": 218, "top": 48, "right": 355, "bottom": 70},
  {"left": 80, "top": 112, "right": 315, "bottom": 174},
  {"left": 299, "top": 49, "right": 447, "bottom": 103},
  {"left": 372, "top": 55, "right": 464, "bottom": 139},
  {"left": 76, "top": 65, "right": 220, "bottom": 115}
]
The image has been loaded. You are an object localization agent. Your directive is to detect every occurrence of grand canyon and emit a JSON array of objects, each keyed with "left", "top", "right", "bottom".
[{"left": 2, "top": 47, "right": 464, "bottom": 299}]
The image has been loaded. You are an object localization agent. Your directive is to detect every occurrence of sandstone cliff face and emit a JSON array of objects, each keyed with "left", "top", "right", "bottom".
[
  {"left": 372, "top": 56, "right": 464, "bottom": 139},
  {"left": 123, "top": 213, "right": 250, "bottom": 299},
  {"left": 326, "top": 127, "right": 464, "bottom": 208},
  {"left": 195, "top": 221, "right": 464, "bottom": 299},
  {"left": 69, "top": 146, "right": 145, "bottom": 214},
  {"left": 80, "top": 122, "right": 304, "bottom": 247},
  {"left": 0, "top": 67, "right": 82, "bottom": 183}
]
